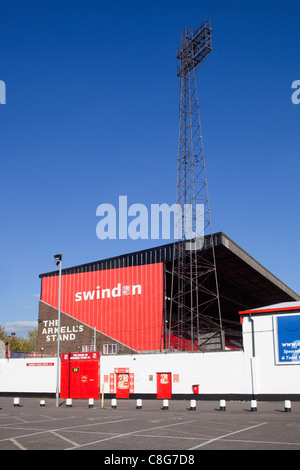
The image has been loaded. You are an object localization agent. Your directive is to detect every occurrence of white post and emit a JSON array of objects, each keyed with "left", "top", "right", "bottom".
[
  {"left": 13, "top": 397, "right": 20, "bottom": 407},
  {"left": 250, "top": 399, "right": 257, "bottom": 412},
  {"left": 162, "top": 399, "right": 169, "bottom": 410},
  {"left": 220, "top": 399, "right": 226, "bottom": 411},
  {"left": 190, "top": 399, "right": 196, "bottom": 411},
  {"left": 284, "top": 400, "right": 291, "bottom": 413},
  {"left": 66, "top": 398, "right": 72, "bottom": 407}
]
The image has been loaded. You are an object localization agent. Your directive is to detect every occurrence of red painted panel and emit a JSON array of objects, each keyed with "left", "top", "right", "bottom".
[
  {"left": 60, "top": 353, "right": 100, "bottom": 399},
  {"left": 116, "top": 373, "right": 130, "bottom": 398},
  {"left": 69, "top": 360, "right": 98, "bottom": 399},
  {"left": 60, "top": 353, "right": 70, "bottom": 398},
  {"left": 41, "top": 263, "right": 164, "bottom": 351},
  {"left": 156, "top": 372, "right": 172, "bottom": 399}
]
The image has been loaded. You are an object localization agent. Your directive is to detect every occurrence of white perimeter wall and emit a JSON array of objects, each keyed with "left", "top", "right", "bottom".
[
  {"left": 242, "top": 313, "right": 300, "bottom": 396},
  {"left": 0, "top": 358, "right": 57, "bottom": 394},
  {"left": 0, "top": 352, "right": 247, "bottom": 396},
  {"left": 0, "top": 312, "right": 299, "bottom": 397},
  {"left": 100, "top": 350, "right": 248, "bottom": 396}
]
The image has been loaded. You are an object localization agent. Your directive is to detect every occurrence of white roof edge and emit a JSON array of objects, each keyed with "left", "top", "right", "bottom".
[
  {"left": 255, "top": 301, "right": 300, "bottom": 310},
  {"left": 243, "top": 301, "right": 300, "bottom": 313}
]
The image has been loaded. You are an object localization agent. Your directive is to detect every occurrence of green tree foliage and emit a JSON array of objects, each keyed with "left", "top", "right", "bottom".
[
  {"left": 0, "top": 325, "right": 38, "bottom": 352},
  {"left": 0, "top": 325, "right": 7, "bottom": 342}
]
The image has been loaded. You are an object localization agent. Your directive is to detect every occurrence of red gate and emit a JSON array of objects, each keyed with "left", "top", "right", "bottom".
[
  {"left": 116, "top": 373, "right": 130, "bottom": 398},
  {"left": 156, "top": 372, "right": 172, "bottom": 399},
  {"left": 60, "top": 352, "right": 100, "bottom": 399}
]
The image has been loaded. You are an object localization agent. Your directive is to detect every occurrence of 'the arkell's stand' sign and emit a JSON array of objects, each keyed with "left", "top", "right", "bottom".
[{"left": 41, "top": 320, "right": 84, "bottom": 342}]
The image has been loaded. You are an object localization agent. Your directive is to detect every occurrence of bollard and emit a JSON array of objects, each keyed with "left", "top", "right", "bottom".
[
  {"left": 190, "top": 399, "right": 196, "bottom": 411},
  {"left": 40, "top": 400, "right": 46, "bottom": 407},
  {"left": 162, "top": 399, "right": 169, "bottom": 410},
  {"left": 13, "top": 397, "right": 20, "bottom": 407},
  {"left": 136, "top": 399, "right": 142, "bottom": 409},
  {"left": 111, "top": 398, "right": 117, "bottom": 409},
  {"left": 220, "top": 399, "right": 226, "bottom": 411},
  {"left": 88, "top": 398, "right": 94, "bottom": 408},
  {"left": 66, "top": 398, "right": 73, "bottom": 407},
  {"left": 250, "top": 399, "right": 257, "bottom": 412},
  {"left": 284, "top": 400, "right": 291, "bottom": 413}
]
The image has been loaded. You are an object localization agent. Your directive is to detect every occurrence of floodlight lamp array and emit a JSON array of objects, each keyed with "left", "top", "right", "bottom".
[{"left": 177, "top": 19, "right": 212, "bottom": 77}]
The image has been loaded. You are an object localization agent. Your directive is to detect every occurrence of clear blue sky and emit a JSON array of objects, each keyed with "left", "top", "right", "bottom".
[{"left": 0, "top": 0, "right": 299, "bottom": 336}]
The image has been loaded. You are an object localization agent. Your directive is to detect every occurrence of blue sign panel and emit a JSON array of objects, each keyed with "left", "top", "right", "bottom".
[{"left": 276, "top": 315, "right": 300, "bottom": 364}]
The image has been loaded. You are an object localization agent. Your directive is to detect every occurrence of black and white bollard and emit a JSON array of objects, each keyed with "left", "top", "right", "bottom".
[
  {"left": 220, "top": 399, "right": 226, "bottom": 411},
  {"left": 66, "top": 398, "right": 73, "bottom": 408},
  {"left": 284, "top": 400, "right": 291, "bottom": 413},
  {"left": 190, "top": 399, "right": 196, "bottom": 411},
  {"left": 250, "top": 399, "right": 257, "bottom": 412},
  {"left": 111, "top": 398, "right": 117, "bottom": 409},
  {"left": 39, "top": 399, "right": 46, "bottom": 407},
  {"left": 136, "top": 399, "right": 142, "bottom": 409},
  {"left": 13, "top": 397, "right": 20, "bottom": 407},
  {"left": 88, "top": 398, "right": 94, "bottom": 408},
  {"left": 162, "top": 399, "right": 169, "bottom": 410}
]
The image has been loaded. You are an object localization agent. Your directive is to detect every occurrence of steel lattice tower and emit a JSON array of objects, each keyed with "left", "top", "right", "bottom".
[{"left": 168, "top": 20, "right": 224, "bottom": 352}]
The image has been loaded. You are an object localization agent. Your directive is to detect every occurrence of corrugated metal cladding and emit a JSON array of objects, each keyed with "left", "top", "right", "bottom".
[
  {"left": 41, "top": 263, "right": 164, "bottom": 351},
  {"left": 40, "top": 243, "right": 174, "bottom": 278},
  {"left": 40, "top": 235, "right": 227, "bottom": 280}
]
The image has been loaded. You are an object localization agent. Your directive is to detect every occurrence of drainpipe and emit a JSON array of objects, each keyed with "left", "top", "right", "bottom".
[
  {"left": 249, "top": 314, "right": 255, "bottom": 357},
  {"left": 249, "top": 314, "right": 257, "bottom": 400}
]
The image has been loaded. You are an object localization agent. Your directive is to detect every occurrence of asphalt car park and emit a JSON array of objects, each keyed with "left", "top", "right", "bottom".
[{"left": 0, "top": 397, "right": 300, "bottom": 452}]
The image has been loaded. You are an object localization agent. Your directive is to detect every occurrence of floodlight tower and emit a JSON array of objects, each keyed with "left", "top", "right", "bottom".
[{"left": 169, "top": 20, "right": 223, "bottom": 351}]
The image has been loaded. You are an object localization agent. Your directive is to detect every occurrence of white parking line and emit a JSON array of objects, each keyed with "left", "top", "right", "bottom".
[
  {"left": 188, "top": 422, "right": 268, "bottom": 449},
  {"left": 66, "top": 419, "right": 197, "bottom": 450},
  {"left": 9, "top": 438, "right": 27, "bottom": 450},
  {"left": 0, "top": 415, "right": 79, "bottom": 428},
  {"left": 50, "top": 431, "right": 80, "bottom": 447},
  {"left": 0, "top": 417, "right": 134, "bottom": 445}
]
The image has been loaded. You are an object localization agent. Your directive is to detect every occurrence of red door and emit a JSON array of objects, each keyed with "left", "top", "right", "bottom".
[
  {"left": 60, "top": 353, "right": 71, "bottom": 398},
  {"left": 60, "top": 353, "right": 100, "bottom": 399},
  {"left": 116, "top": 373, "right": 130, "bottom": 398},
  {"left": 69, "top": 359, "right": 99, "bottom": 399},
  {"left": 156, "top": 372, "right": 172, "bottom": 399}
]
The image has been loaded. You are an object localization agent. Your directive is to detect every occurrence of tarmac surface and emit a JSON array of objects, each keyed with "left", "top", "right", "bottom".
[{"left": 0, "top": 397, "right": 299, "bottom": 452}]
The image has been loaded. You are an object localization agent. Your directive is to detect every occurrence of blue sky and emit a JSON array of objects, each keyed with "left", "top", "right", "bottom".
[{"left": 0, "top": 0, "right": 299, "bottom": 336}]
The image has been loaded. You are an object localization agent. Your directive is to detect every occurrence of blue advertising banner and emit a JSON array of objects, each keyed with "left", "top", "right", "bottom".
[{"left": 276, "top": 315, "right": 300, "bottom": 364}]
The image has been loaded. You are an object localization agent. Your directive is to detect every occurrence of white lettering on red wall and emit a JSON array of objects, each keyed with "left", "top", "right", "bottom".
[
  {"left": 75, "top": 283, "right": 142, "bottom": 302},
  {"left": 40, "top": 263, "right": 164, "bottom": 351}
]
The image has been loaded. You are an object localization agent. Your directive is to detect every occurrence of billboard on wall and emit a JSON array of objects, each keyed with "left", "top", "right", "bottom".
[
  {"left": 275, "top": 314, "right": 300, "bottom": 364},
  {"left": 41, "top": 263, "right": 164, "bottom": 351}
]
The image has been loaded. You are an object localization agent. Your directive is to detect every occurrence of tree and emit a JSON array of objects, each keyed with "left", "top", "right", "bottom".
[
  {"left": 0, "top": 325, "right": 38, "bottom": 353},
  {"left": 0, "top": 325, "right": 7, "bottom": 342},
  {"left": 21, "top": 329, "right": 38, "bottom": 352}
]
